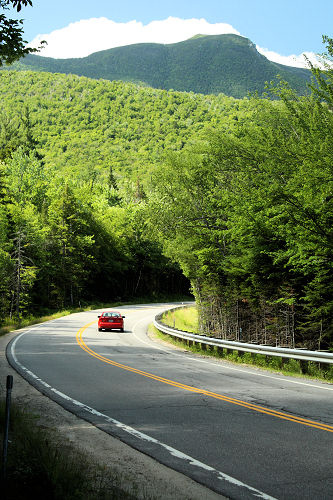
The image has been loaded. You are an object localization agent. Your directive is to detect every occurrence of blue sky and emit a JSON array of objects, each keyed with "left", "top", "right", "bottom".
[{"left": 6, "top": 0, "right": 332, "bottom": 65}]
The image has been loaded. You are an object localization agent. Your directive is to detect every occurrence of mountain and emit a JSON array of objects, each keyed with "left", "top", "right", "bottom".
[{"left": 6, "top": 34, "right": 311, "bottom": 98}]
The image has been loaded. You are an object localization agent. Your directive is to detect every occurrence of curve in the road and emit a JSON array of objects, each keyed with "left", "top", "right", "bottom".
[
  {"left": 7, "top": 319, "right": 277, "bottom": 500},
  {"left": 77, "top": 320, "right": 333, "bottom": 434},
  {"left": 7, "top": 306, "right": 333, "bottom": 500}
]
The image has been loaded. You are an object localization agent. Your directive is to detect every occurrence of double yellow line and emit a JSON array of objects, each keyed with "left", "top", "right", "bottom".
[{"left": 76, "top": 322, "right": 333, "bottom": 433}]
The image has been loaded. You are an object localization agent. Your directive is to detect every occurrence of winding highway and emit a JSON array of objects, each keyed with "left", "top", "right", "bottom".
[{"left": 7, "top": 303, "right": 333, "bottom": 499}]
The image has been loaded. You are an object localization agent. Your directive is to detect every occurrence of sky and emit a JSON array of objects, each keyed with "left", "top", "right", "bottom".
[{"left": 6, "top": 0, "right": 333, "bottom": 67}]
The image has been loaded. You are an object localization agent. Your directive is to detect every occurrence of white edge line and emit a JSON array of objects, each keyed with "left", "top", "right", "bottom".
[
  {"left": 10, "top": 323, "right": 276, "bottom": 500},
  {"left": 132, "top": 316, "right": 333, "bottom": 391}
]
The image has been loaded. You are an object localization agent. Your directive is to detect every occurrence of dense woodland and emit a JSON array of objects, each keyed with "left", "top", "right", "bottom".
[
  {"left": 0, "top": 36, "right": 332, "bottom": 349},
  {"left": 0, "top": 71, "right": 243, "bottom": 316}
]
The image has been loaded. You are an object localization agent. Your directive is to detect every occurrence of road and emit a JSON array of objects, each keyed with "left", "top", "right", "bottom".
[{"left": 7, "top": 303, "right": 333, "bottom": 499}]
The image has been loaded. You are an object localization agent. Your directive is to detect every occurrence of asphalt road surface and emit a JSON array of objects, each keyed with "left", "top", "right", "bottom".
[{"left": 7, "top": 303, "right": 333, "bottom": 499}]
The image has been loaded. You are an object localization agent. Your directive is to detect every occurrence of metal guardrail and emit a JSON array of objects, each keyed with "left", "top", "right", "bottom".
[{"left": 154, "top": 308, "right": 333, "bottom": 365}]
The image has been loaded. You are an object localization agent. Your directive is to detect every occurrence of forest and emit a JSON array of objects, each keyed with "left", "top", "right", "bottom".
[
  {"left": 0, "top": 71, "right": 246, "bottom": 318},
  {"left": 0, "top": 36, "right": 332, "bottom": 349}
]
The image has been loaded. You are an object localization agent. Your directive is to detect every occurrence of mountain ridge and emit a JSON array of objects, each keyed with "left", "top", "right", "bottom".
[{"left": 5, "top": 34, "right": 311, "bottom": 98}]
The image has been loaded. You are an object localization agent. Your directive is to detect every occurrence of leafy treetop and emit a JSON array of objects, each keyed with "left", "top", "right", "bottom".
[{"left": 0, "top": 0, "right": 44, "bottom": 66}]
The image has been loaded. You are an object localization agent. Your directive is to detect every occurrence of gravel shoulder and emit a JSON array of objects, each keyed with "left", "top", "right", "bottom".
[{"left": 0, "top": 327, "right": 225, "bottom": 500}]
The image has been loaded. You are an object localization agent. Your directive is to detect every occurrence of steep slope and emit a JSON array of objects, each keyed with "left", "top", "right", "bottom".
[
  {"left": 0, "top": 70, "right": 255, "bottom": 181},
  {"left": 6, "top": 34, "right": 311, "bottom": 98}
]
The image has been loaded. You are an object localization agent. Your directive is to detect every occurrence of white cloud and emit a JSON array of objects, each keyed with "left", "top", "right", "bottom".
[
  {"left": 29, "top": 17, "right": 241, "bottom": 59},
  {"left": 29, "top": 16, "right": 327, "bottom": 69},
  {"left": 256, "top": 45, "right": 325, "bottom": 69}
]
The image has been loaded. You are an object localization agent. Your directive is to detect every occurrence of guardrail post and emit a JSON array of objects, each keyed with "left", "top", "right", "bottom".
[
  {"left": 300, "top": 359, "right": 308, "bottom": 374},
  {"left": 281, "top": 357, "right": 288, "bottom": 367},
  {"left": 2, "top": 375, "right": 13, "bottom": 484},
  {"left": 318, "top": 361, "right": 327, "bottom": 373},
  {"left": 217, "top": 347, "right": 224, "bottom": 357}
]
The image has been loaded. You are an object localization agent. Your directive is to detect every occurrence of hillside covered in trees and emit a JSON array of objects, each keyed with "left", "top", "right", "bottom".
[
  {"left": 0, "top": 71, "right": 249, "bottom": 319},
  {"left": 7, "top": 34, "right": 312, "bottom": 98},
  {"left": 0, "top": 35, "right": 332, "bottom": 350}
]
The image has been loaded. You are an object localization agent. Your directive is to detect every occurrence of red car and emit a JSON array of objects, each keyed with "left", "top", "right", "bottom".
[{"left": 98, "top": 311, "right": 125, "bottom": 332}]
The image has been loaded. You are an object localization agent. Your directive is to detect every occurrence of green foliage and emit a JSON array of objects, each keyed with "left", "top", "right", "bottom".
[
  {"left": 146, "top": 36, "right": 333, "bottom": 349},
  {"left": 0, "top": 70, "right": 247, "bottom": 182},
  {"left": 0, "top": 0, "right": 44, "bottom": 66},
  {"left": 1, "top": 73, "right": 213, "bottom": 321},
  {"left": 4, "top": 34, "right": 312, "bottom": 98}
]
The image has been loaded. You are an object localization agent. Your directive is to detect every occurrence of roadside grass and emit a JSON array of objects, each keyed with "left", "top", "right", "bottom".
[
  {"left": 0, "top": 401, "right": 148, "bottom": 500},
  {"left": 161, "top": 306, "right": 198, "bottom": 333},
  {"left": 156, "top": 308, "right": 333, "bottom": 383}
]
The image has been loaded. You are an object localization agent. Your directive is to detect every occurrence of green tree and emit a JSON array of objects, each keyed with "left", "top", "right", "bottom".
[
  {"left": 0, "top": 0, "right": 44, "bottom": 66},
  {"left": 146, "top": 36, "right": 333, "bottom": 347},
  {"left": 307, "top": 35, "right": 333, "bottom": 109},
  {"left": 9, "top": 226, "right": 37, "bottom": 320},
  {"left": 5, "top": 147, "right": 46, "bottom": 209},
  {"left": 0, "top": 203, "right": 11, "bottom": 320},
  {"left": 46, "top": 183, "right": 95, "bottom": 308}
]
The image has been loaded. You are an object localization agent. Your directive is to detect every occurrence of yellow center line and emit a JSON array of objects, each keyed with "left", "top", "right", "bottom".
[{"left": 76, "top": 322, "right": 333, "bottom": 433}]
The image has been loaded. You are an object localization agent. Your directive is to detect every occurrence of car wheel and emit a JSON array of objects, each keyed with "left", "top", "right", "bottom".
[
  {"left": 120, "top": 328, "right": 124, "bottom": 332},
  {"left": 98, "top": 328, "right": 102, "bottom": 332}
]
